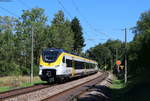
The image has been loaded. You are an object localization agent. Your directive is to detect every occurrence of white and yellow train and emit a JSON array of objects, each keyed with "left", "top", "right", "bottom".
[{"left": 39, "top": 48, "right": 98, "bottom": 83}]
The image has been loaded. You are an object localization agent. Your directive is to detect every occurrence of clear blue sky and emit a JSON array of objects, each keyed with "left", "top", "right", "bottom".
[{"left": 1, "top": 0, "right": 150, "bottom": 51}]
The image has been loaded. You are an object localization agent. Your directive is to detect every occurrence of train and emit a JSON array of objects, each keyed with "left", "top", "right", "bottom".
[{"left": 39, "top": 48, "right": 98, "bottom": 83}]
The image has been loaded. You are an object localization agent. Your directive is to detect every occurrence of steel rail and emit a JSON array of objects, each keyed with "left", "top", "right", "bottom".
[
  {"left": 0, "top": 84, "right": 52, "bottom": 99},
  {"left": 43, "top": 72, "right": 108, "bottom": 101},
  {"left": 0, "top": 72, "right": 107, "bottom": 101}
]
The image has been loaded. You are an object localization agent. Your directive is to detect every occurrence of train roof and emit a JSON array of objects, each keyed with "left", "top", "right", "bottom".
[
  {"left": 43, "top": 48, "right": 97, "bottom": 63},
  {"left": 44, "top": 48, "right": 66, "bottom": 53}
]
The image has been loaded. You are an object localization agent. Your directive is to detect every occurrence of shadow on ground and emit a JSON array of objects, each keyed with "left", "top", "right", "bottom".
[
  {"left": 111, "top": 81, "right": 150, "bottom": 101},
  {"left": 77, "top": 78, "right": 150, "bottom": 101},
  {"left": 77, "top": 85, "right": 112, "bottom": 101}
]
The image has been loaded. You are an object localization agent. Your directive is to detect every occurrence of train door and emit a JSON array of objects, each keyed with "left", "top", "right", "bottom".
[
  {"left": 62, "top": 56, "right": 67, "bottom": 74},
  {"left": 62, "top": 56, "right": 66, "bottom": 67},
  {"left": 65, "top": 57, "right": 73, "bottom": 75}
]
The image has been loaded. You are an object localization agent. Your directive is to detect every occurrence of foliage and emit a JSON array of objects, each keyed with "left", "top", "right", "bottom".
[
  {"left": 50, "top": 10, "right": 74, "bottom": 51},
  {"left": 71, "top": 17, "right": 85, "bottom": 54},
  {"left": 86, "top": 40, "right": 123, "bottom": 70},
  {"left": 110, "top": 10, "right": 150, "bottom": 101},
  {"left": 0, "top": 8, "right": 86, "bottom": 76},
  {"left": 111, "top": 10, "right": 150, "bottom": 101},
  {"left": 1, "top": 7, "right": 150, "bottom": 80},
  {"left": 0, "top": 16, "right": 18, "bottom": 76},
  {"left": 86, "top": 10, "right": 150, "bottom": 75},
  {"left": 128, "top": 10, "right": 150, "bottom": 75}
]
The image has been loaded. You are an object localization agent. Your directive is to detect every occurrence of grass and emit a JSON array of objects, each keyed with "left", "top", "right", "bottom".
[
  {"left": 110, "top": 80, "right": 125, "bottom": 89},
  {"left": 110, "top": 79, "right": 128, "bottom": 101},
  {"left": 21, "top": 80, "right": 46, "bottom": 88},
  {"left": 0, "top": 76, "right": 46, "bottom": 92},
  {"left": 0, "top": 86, "right": 14, "bottom": 92},
  {"left": 110, "top": 72, "right": 150, "bottom": 101}
]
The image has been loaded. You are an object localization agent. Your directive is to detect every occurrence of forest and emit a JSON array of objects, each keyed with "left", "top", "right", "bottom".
[
  {"left": 0, "top": 7, "right": 150, "bottom": 82},
  {"left": 0, "top": 8, "right": 85, "bottom": 76},
  {"left": 89, "top": 10, "right": 150, "bottom": 77}
]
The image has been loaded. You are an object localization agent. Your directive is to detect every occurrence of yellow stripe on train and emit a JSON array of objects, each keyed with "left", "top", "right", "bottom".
[{"left": 40, "top": 52, "right": 97, "bottom": 67}]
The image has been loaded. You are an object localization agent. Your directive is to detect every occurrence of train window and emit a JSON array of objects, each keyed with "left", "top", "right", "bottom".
[
  {"left": 87, "top": 63, "right": 90, "bottom": 69},
  {"left": 86, "top": 63, "right": 95, "bottom": 69},
  {"left": 62, "top": 57, "right": 65, "bottom": 63},
  {"left": 93, "top": 64, "right": 96, "bottom": 68},
  {"left": 90, "top": 64, "right": 92, "bottom": 68},
  {"left": 42, "top": 50, "right": 59, "bottom": 63},
  {"left": 85, "top": 63, "right": 95, "bottom": 69},
  {"left": 75, "top": 61, "right": 84, "bottom": 69},
  {"left": 85, "top": 63, "right": 88, "bottom": 69},
  {"left": 89, "top": 63, "right": 91, "bottom": 68},
  {"left": 66, "top": 59, "right": 72, "bottom": 67},
  {"left": 91, "top": 64, "right": 94, "bottom": 68}
]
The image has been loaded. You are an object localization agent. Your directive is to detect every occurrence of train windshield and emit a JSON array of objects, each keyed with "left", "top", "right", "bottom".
[{"left": 42, "top": 50, "right": 59, "bottom": 63}]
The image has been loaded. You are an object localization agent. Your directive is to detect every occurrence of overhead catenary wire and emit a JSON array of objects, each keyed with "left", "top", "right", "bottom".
[
  {"left": 71, "top": 0, "right": 111, "bottom": 38},
  {"left": 56, "top": 0, "right": 109, "bottom": 41},
  {"left": 0, "top": 6, "right": 19, "bottom": 17},
  {"left": 56, "top": 0, "right": 72, "bottom": 19},
  {"left": 0, "top": 0, "right": 11, "bottom": 2},
  {"left": 18, "top": 0, "right": 32, "bottom": 9}
]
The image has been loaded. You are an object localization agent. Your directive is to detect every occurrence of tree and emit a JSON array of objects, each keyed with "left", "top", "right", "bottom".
[
  {"left": 15, "top": 8, "right": 48, "bottom": 75},
  {"left": 50, "top": 10, "right": 74, "bottom": 51},
  {"left": 86, "top": 44, "right": 111, "bottom": 69},
  {"left": 86, "top": 39, "right": 123, "bottom": 70},
  {"left": 128, "top": 10, "right": 150, "bottom": 75},
  {"left": 0, "top": 9, "right": 86, "bottom": 76},
  {"left": 0, "top": 16, "right": 19, "bottom": 76},
  {"left": 104, "top": 39, "right": 124, "bottom": 66},
  {"left": 136, "top": 10, "right": 150, "bottom": 34},
  {"left": 71, "top": 17, "right": 85, "bottom": 54}
]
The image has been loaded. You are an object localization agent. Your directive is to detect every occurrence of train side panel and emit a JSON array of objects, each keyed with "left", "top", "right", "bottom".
[{"left": 39, "top": 49, "right": 98, "bottom": 83}]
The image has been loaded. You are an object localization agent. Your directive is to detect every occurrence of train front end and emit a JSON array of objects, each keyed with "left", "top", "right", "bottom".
[{"left": 39, "top": 48, "right": 63, "bottom": 83}]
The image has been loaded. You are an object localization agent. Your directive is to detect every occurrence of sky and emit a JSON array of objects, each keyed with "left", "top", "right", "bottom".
[{"left": 0, "top": 0, "right": 150, "bottom": 51}]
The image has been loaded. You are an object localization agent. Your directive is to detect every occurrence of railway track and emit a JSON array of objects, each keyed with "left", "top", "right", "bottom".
[
  {"left": 0, "top": 83, "right": 52, "bottom": 99},
  {"left": 0, "top": 72, "right": 108, "bottom": 101},
  {"left": 43, "top": 72, "right": 108, "bottom": 101}
]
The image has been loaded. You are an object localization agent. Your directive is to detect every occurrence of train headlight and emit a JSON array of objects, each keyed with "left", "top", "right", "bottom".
[
  {"left": 39, "top": 65, "right": 43, "bottom": 68},
  {"left": 55, "top": 65, "right": 60, "bottom": 68}
]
